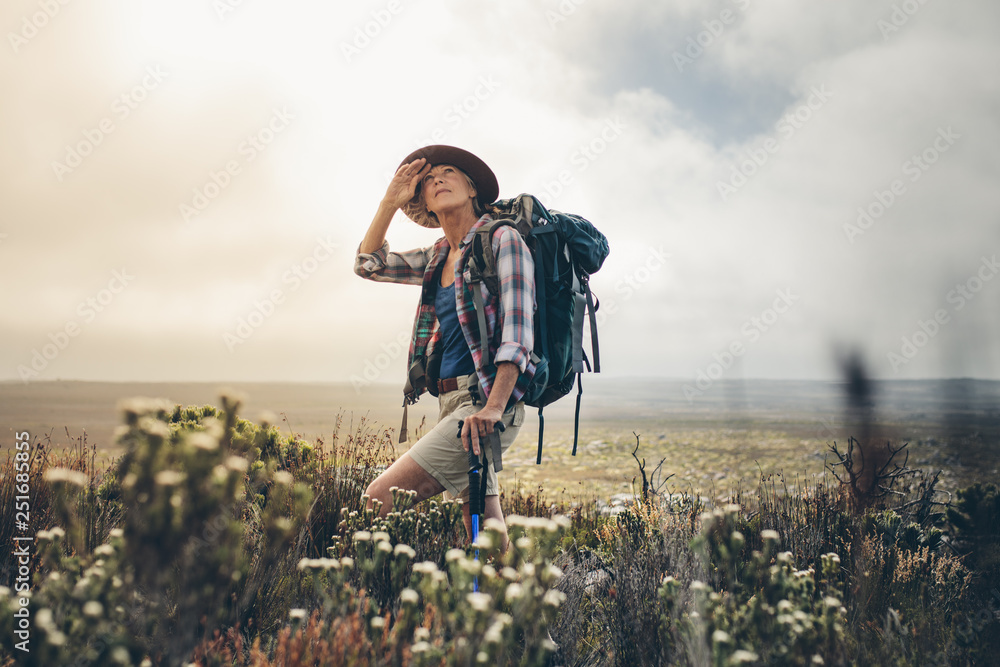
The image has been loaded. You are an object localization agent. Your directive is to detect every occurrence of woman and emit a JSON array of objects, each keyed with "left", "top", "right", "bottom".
[{"left": 354, "top": 145, "right": 536, "bottom": 551}]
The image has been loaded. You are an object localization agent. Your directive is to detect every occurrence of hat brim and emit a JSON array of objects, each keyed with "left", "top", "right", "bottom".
[{"left": 397, "top": 145, "right": 498, "bottom": 228}]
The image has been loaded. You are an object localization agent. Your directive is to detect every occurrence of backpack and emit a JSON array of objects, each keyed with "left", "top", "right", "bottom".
[{"left": 467, "top": 194, "right": 610, "bottom": 463}]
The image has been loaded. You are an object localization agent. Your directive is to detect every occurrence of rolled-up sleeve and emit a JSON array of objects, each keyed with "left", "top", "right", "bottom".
[
  {"left": 354, "top": 241, "right": 431, "bottom": 286},
  {"left": 492, "top": 226, "right": 535, "bottom": 372}
]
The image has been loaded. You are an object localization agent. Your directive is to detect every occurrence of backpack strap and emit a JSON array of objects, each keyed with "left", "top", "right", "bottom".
[
  {"left": 582, "top": 275, "right": 601, "bottom": 373},
  {"left": 400, "top": 260, "right": 447, "bottom": 443},
  {"left": 536, "top": 405, "right": 545, "bottom": 465},
  {"left": 571, "top": 270, "right": 586, "bottom": 374},
  {"left": 399, "top": 397, "right": 410, "bottom": 444},
  {"left": 471, "top": 284, "right": 491, "bottom": 369},
  {"left": 467, "top": 220, "right": 514, "bottom": 370}
]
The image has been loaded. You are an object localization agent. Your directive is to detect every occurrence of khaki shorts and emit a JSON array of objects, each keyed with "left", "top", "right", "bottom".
[{"left": 406, "top": 373, "right": 524, "bottom": 500}]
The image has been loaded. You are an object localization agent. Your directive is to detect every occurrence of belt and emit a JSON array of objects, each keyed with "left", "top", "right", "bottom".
[{"left": 437, "top": 374, "right": 476, "bottom": 395}]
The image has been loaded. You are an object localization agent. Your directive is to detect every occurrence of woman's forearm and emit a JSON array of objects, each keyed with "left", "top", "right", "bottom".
[
  {"left": 359, "top": 200, "right": 398, "bottom": 255},
  {"left": 485, "top": 361, "right": 520, "bottom": 412}
]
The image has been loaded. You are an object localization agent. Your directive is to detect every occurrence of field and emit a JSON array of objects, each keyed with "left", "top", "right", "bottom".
[
  {"left": 2, "top": 378, "right": 999, "bottom": 665},
  {"left": 3, "top": 377, "right": 998, "bottom": 497}
]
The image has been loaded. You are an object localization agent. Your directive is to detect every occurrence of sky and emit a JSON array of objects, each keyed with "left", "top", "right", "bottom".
[{"left": 1, "top": 0, "right": 999, "bottom": 392}]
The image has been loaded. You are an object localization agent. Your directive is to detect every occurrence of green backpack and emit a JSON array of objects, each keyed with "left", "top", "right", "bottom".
[{"left": 468, "top": 194, "right": 610, "bottom": 462}]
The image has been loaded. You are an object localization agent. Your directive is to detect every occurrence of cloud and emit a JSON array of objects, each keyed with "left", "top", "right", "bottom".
[{"left": 1, "top": 0, "right": 998, "bottom": 385}]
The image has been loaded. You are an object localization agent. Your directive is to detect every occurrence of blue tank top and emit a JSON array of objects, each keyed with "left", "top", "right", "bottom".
[{"left": 435, "top": 281, "right": 476, "bottom": 379}]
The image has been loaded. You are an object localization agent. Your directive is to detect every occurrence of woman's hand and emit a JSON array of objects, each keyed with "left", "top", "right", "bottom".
[
  {"left": 382, "top": 158, "right": 431, "bottom": 210},
  {"left": 461, "top": 405, "right": 505, "bottom": 457},
  {"left": 461, "top": 362, "right": 520, "bottom": 456}
]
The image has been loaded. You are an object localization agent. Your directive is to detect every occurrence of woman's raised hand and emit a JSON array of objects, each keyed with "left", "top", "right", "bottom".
[{"left": 382, "top": 158, "right": 431, "bottom": 210}]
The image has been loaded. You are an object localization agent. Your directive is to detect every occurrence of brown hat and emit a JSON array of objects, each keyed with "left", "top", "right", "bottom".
[{"left": 397, "top": 145, "right": 499, "bottom": 228}]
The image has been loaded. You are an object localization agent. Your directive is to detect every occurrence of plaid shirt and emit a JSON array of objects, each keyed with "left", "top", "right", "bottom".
[{"left": 354, "top": 214, "right": 536, "bottom": 408}]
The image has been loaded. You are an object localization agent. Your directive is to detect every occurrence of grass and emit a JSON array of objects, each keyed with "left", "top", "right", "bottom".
[{"left": 1, "top": 393, "right": 998, "bottom": 666}]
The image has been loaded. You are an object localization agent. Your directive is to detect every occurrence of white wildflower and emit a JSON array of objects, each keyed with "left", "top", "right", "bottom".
[
  {"left": 542, "top": 564, "right": 564, "bottom": 584},
  {"left": 154, "top": 470, "right": 185, "bottom": 486},
  {"left": 731, "top": 650, "right": 759, "bottom": 663},
  {"left": 412, "top": 561, "right": 439, "bottom": 574},
  {"left": 468, "top": 592, "right": 492, "bottom": 612},
  {"left": 483, "top": 517, "right": 506, "bottom": 532},
  {"left": 44, "top": 468, "right": 88, "bottom": 487},
  {"left": 505, "top": 584, "right": 524, "bottom": 602},
  {"left": 35, "top": 609, "right": 54, "bottom": 629},
  {"left": 543, "top": 589, "right": 566, "bottom": 607},
  {"left": 189, "top": 432, "right": 219, "bottom": 451},
  {"left": 712, "top": 630, "right": 731, "bottom": 644}
]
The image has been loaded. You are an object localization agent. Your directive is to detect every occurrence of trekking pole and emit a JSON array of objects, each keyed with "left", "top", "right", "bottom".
[
  {"left": 467, "top": 444, "right": 483, "bottom": 592},
  {"left": 460, "top": 420, "right": 505, "bottom": 593}
]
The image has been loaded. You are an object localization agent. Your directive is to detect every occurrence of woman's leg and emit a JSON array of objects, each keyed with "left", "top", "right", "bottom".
[{"left": 364, "top": 452, "right": 445, "bottom": 517}]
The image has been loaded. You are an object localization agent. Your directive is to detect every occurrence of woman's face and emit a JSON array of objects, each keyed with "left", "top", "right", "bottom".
[{"left": 421, "top": 164, "right": 477, "bottom": 216}]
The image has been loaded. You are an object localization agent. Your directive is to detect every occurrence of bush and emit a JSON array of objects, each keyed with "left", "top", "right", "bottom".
[{"left": 3, "top": 397, "right": 996, "bottom": 667}]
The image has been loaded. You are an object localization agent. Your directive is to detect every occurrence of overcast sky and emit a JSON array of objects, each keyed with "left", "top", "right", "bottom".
[{"left": 2, "top": 0, "right": 998, "bottom": 391}]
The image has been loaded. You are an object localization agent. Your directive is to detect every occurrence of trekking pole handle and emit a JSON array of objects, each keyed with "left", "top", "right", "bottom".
[{"left": 456, "top": 419, "right": 506, "bottom": 441}]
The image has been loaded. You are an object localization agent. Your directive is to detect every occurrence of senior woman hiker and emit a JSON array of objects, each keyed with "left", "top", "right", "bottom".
[{"left": 354, "top": 145, "right": 535, "bottom": 552}]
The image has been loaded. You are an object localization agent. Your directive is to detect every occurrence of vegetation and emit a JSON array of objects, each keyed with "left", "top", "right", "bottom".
[{"left": 1, "top": 395, "right": 998, "bottom": 666}]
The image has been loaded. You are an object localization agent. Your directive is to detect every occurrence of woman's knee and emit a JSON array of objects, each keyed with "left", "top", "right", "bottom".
[{"left": 364, "top": 476, "right": 392, "bottom": 509}]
